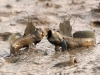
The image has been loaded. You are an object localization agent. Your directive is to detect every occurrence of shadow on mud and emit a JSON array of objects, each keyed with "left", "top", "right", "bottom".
[
  {"left": 3, "top": 48, "right": 48, "bottom": 63},
  {"left": 54, "top": 61, "right": 74, "bottom": 68},
  {"left": 53, "top": 47, "right": 94, "bottom": 67},
  {"left": 54, "top": 57, "right": 77, "bottom": 68},
  {"left": 91, "top": 21, "right": 100, "bottom": 27}
]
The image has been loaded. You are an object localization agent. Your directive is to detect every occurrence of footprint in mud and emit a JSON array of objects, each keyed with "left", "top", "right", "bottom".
[
  {"left": 33, "top": 49, "right": 48, "bottom": 56},
  {"left": 51, "top": 51, "right": 69, "bottom": 58},
  {"left": 18, "top": 48, "right": 48, "bottom": 59}
]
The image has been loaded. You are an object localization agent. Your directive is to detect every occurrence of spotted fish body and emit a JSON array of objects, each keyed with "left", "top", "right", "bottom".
[
  {"left": 47, "top": 30, "right": 95, "bottom": 51},
  {"left": 9, "top": 15, "right": 45, "bottom": 56},
  {"left": 65, "top": 37, "right": 95, "bottom": 48},
  {"left": 47, "top": 20, "right": 96, "bottom": 51},
  {"left": 10, "top": 35, "right": 35, "bottom": 56},
  {"left": 63, "top": 30, "right": 95, "bottom": 49},
  {"left": 10, "top": 28, "right": 45, "bottom": 56},
  {"left": 72, "top": 31, "right": 95, "bottom": 47},
  {"left": 60, "top": 20, "right": 95, "bottom": 49}
]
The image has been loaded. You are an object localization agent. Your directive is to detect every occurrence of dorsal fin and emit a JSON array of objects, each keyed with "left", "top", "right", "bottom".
[
  {"left": 20, "top": 11, "right": 35, "bottom": 36},
  {"left": 24, "top": 17, "right": 35, "bottom": 36},
  {"left": 59, "top": 20, "right": 72, "bottom": 37}
]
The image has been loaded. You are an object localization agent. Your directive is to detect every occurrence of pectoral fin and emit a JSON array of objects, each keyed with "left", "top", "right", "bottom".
[{"left": 61, "top": 41, "right": 67, "bottom": 51}]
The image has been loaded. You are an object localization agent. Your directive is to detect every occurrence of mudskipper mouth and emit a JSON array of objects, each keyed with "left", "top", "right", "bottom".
[{"left": 47, "top": 30, "right": 52, "bottom": 38}]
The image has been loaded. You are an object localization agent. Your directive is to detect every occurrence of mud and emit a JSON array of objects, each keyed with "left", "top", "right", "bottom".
[{"left": 0, "top": 0, "right": 100, "bottom": 75}]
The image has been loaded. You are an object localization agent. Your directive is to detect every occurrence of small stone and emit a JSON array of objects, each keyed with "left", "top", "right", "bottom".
[
  {"left": 10, "top": 23, "right": 16, "bottom": 26},
  {"left": 5, "top": 4, "right": 12, "bottom": 9},
  {"left": 82, "top": 67, "right": 87, "bottom": 69},
  {"left": 70, "top": 56, "right": 78, "bottom": 64},
  {"left": 16, "top": 0, "right": 21, "bottom": 2}
]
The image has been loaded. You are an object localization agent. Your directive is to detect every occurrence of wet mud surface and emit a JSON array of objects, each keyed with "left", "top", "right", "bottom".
[{"left": 0, "top": 0, "right": 100, "bottom": 75}]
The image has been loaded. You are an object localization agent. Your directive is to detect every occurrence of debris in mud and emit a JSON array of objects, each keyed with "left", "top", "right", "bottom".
[
  {"left": 70, "top": 57, "right": 78, "bottom": 64},
  {"left": 92, "top": 67, "right": 100, "bottom": 73},
  {"left": 53, "top": 60, "right": 77, "bottom": 68},
  {"left": 69, "top": 1, "right": 85, "bottom": 5},
  {"left": 54, "top": 56, "right": 77, "bottom": 68},
  {"left": 91, "top": 21, "right": 100, "bottom": 27},
  {"left": 91, "top": 8, "right": 100, "bottom": 18},
  {"left": 45, "top": 3, "right": 50, "bottom": 7},
  {"left": 38, "top": 0, "right": 51, "bottom": 2},
  {"left": 5, "top": 4, "right": 12, "bottom": 9},
  {"left": 34, "top": 49, "right": 48, "bottom": 56},
  {"left": 10, "top": 23, "right": 16, "bottom": 26},
  {"left": 45, "top": 3, "right": 61, "bottom": 9},
  {"left": 95, "top": 67, "right": 100, "bottom": 70},
  {"left": 91, "top": 8, "right": 100, "bottom": 13},
  {"left": 98, "top": 3, "right": 100, "bottom": 9},
  {"left": 16, "top": 0, "right": 21, "bottom": 2},
  {"left": 73, "top": 70, "right": 85, "bottom": 73},
  {"left": 53, "top": 61, "right": 69, "bottom": 68}
]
